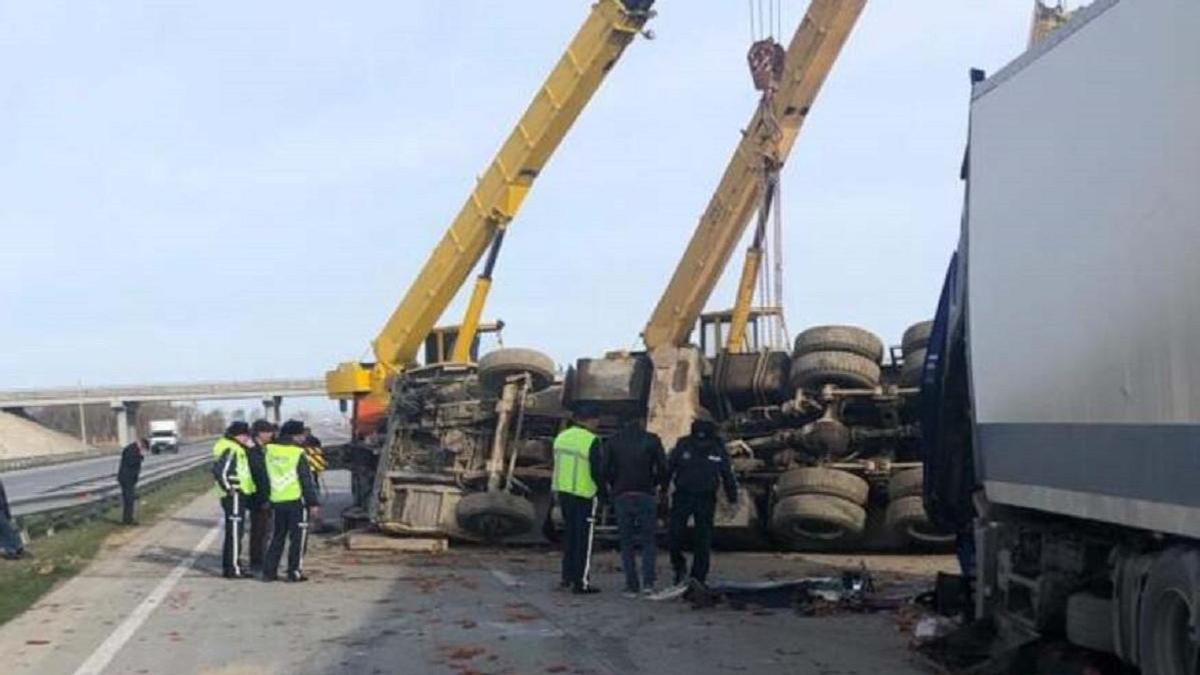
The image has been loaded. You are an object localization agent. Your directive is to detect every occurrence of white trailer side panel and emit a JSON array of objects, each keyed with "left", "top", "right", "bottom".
[{"left": 966, "top": 0, "right": 1200, "bottom": 536}]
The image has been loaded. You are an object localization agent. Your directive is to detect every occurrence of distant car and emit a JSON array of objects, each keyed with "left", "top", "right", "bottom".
[{"left": 148, "top": 420, "right": 180, "bottom": 454}]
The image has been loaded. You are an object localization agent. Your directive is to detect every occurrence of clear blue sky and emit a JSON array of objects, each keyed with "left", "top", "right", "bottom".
[{"left": 0, "top": 2, "right": 1041, "bottom": 389}]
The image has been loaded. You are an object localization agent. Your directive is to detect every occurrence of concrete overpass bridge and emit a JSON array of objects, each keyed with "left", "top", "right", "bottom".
[{"left": 0, "top": 379, "right": 326, "bottom": 445}]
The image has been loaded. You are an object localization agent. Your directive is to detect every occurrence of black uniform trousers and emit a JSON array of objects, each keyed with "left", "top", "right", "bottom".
[
  {"left": 559, "top": 492, "right": 597, "bottom": 590},
  {"left": 264, "top": 501, "right": 308, "bottom": 578},
  {"left": 119, "top": 479, "right": 137, "bottom": 524},
  {"left": 220, "top": 492, "right": 247, "bottom": 575},
  {"left": 669, "top": 490, "right": 717, "bottom": 584},
  {"left": 247, "top": 498, "right": 272, "bottom": 569}
]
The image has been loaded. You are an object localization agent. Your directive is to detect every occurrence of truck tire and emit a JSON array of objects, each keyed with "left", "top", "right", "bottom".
[
  {"left": 901, "top": 320, "right": 934, "bottom": 355},
  {"left": 887, "top": 468, "right": 924, "bottom": 500},
  {"left": 775, "top": 467, "right": 869, "bottom": 504},
  {"left": 793, "top": 325, "right": 884, "bottom": 363},
  {"left": 900, "top": 348, "right": 926, "bottom": 388},
  {"left": 478, "top": 348, "right": 556, "bottom": 395},
  {"left": 455, "top": 491, "right": 536, "bottom": 540},
  {"left": 885, "top": 496, "right": 954, "bottom": 545},
  {"left": 790, "top": 351, "right": 881, "bottom": 391},
  {"left": 1138, "top": 548, "right": 1200, "bottom": 675},
  {"left": 1066, "top": 592, "right": 1115, "bottom": 655},
  {"left": 770, "top": 494, "right": 866, "bottom": 544}
]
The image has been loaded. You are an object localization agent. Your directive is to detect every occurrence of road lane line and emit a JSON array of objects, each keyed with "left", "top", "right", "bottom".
[{"left": 72, "top": 524, "right": 220, "bottom": 675}]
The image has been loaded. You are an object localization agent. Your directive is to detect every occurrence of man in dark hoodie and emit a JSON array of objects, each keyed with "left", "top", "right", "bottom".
[
  {"left": 117, "top": 437, "right": 147, "bottom": 525},
  {"left": 0, "top": 478, "right": 24, "bottom": 559},
  {"left": 263, "top": 419, "right": 321, "bottom": 582},
  {"left": 666, "top": 414, "right": 738, "bottom": 586},
  {"left": 605, "top": 418, "right": 667, "bottom": 596},
  {"left": 246, "top": 420, "right": 275, "bottom": 571}
]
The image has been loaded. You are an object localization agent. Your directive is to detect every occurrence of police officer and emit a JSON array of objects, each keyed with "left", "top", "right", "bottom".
[
  {"left": 666, "top": 414, "right": 738, "bottom": 586},
  {"left": 552, "top": 418, "right": 606, "bottom": 594},
  {"left": 263, "top": 420, "right": 320, "bottom": 582},
  {"left": 213, "top": 421, "right": 257, "bottom": 578},
  {"left": 246, "top": 420, "right": 275, "bottom": 571}
]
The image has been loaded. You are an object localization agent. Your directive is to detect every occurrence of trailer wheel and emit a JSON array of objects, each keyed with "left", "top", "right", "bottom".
[
  {"left": 770, "top": 494, "right": 866, "bottom": 546},
  {"left": 456, "top": 491, "right": 536, "bottom": 540},
  {"left": 790, "top": 351, "right": 881, "bottom": 391},
  {"left": 1139, "top": 548, "right": 1200, "bottom": 675},
  {"left": 885, "top": 496, "right": 954, "bottom": 546},
  {"left": 775, "top": 467, "right": 869, "bottom": 504},
  {"left": 887, "top": 468, "right": 924, "bottom": 500},
  {"left": 901, "top": 320, "right": 934, "bottom": 355},
  {"left": 793, "top": 325, "right": 884, "bottom": 363},
  {"left": 900, "top": 348, "right": 926, "bottom": 388},
  {"left": 1066, "top": 592, "right": 1116, "bottom": 655},
  {"left": 478, "top": 348, "right": 556, "bottom": 395}
]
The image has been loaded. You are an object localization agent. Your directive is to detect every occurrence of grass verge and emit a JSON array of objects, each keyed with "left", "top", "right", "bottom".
[{"left": 0, "top": 467, "right": 212, "bottom": 626}]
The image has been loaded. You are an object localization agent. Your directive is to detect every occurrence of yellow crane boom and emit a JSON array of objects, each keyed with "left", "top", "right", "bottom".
[
  {"left": 642, "top": 0, "right": 866, "bottom": 351},
  {"left": 328, "top": 0, "right": 655, "bottom": 400}
]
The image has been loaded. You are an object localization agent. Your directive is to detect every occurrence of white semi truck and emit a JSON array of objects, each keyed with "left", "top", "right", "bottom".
[{"left": 922, "top": 1, "right": 1200, "bottom": 672}]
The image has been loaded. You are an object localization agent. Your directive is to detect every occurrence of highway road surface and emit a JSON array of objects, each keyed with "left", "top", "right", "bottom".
[
  {"left": 0, "top": 471, "right": 947, "bottom": 675},
  {"left": 1, "top": 441, "right": 211, "bottom": 515}
]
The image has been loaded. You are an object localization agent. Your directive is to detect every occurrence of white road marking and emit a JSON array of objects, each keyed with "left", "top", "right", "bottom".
[
  {"left": 72, "top": 524, "right": 220, "bottom": 675},
  {"left": 489, "top": 568, "right": 521, "bottom": 588}
]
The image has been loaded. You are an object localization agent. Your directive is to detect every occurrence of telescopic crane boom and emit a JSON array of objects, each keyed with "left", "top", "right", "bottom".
[
  {"left": 642, "top": 0, "right": 865, "bottom": 351},
  {"left": 327, "top": 0, "right": 655, "bottom": 402}
]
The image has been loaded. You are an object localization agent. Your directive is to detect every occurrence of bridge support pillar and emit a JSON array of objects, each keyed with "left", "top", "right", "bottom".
[
  {"left": 262, "top": 396, "right": 282, "bottom": 424},
  {"left": 111, "top": 401, "right": 140, "bottom": 447}
]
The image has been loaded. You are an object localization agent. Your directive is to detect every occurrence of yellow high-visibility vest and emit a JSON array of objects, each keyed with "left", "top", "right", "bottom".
[{"left": 552, "top": 426, "right": 598, "bottom": 499}]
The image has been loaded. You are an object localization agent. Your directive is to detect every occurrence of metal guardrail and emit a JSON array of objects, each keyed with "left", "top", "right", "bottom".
[{"left": 11, "top": 453, "right": 211, "bottom": 521}]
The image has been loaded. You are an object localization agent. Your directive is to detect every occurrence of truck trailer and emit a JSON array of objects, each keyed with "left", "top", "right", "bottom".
[{"left": 922, "top": 1, "right": 1200, "bottom": 671}]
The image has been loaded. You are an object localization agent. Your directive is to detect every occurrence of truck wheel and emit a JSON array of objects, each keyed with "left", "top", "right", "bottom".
[
  {"left": 885, "top": 496, "right": 954, "bottom": 546},
  {"left": 775, "top": 467, "right": 869, "bottom": 504},
  {"left": 887, "top": 468, "right": 924, "bottom": 500},
  {"left": 901, "top": 320, "right": 934, "bottom": 355},
  {"left": 1066, "top": 592, "right": 1115, "bottom": 655},
  {"left": 793, "top": 325, "right": 884, "bottom": 363},
  {"left": 790, "top": 351, "right": 881, "bottom": 391},
  {"left": 455, "top": 491, "right": 536, "bottom": 540},
  {"left": 770, "top": 494, "right": 866, "bottom": 545},
  {"left": 900, "top": 348, "right": 926, "bottom": 388},
  {"left": 1139, "top": 548, "right": 1200, "bottom": 675},
  {"left": 477, "top": 348, "right": 556, "bottom": 395}
]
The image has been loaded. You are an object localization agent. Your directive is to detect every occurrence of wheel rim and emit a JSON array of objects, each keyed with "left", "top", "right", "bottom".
[{"left": 1151, "top": 588, "right": 1196, "bottom": 675}]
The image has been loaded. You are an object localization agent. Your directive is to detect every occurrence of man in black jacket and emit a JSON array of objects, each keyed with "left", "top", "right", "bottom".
[
  {"left": 117, "top": 438, "right": 147, "bottom": 525},
  {"left": 605, "top": 419, "right": 667, "bottom": 596},
  {"left": 666, "top": 416, "right": 738, "bottom": 586},
  {"left": 246, "top": 420, "right": 275, "bottom": 571},
  {"left": 0, "top": 478, "right": 24, "bottom": 559}
]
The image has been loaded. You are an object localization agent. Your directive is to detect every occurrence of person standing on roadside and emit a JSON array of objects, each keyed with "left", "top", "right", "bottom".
[
  {"left": 0, "top": 478, "right": 24, "bottom": 559},
  {"left": 212, "top": 421, "right": 257, "bottom": 579},
  {"left": 263, "top": 420, "right": 320, "bottom": 582},
  {"left": 246, "top": 420, "right": 275, "bottom": 572},
  {"left": 605, "top": 418, "right": 667, "bottom": 597},
  {"left": 552, "top": 417, "right": 606, "bottom": 594},
  {"left": 666, "top": 414, "right": 738, "bottom": 586},
  {"left": 117, "top": 437, "right": 147, "bottom": 525}
]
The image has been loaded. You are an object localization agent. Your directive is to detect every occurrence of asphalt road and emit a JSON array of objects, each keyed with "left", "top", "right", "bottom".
[
  {"left": 0, "top": 472, "right": 950, "bottom": 675},
  {"left": 1, "top": 440, "right": 211, "bottom": 505}
]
